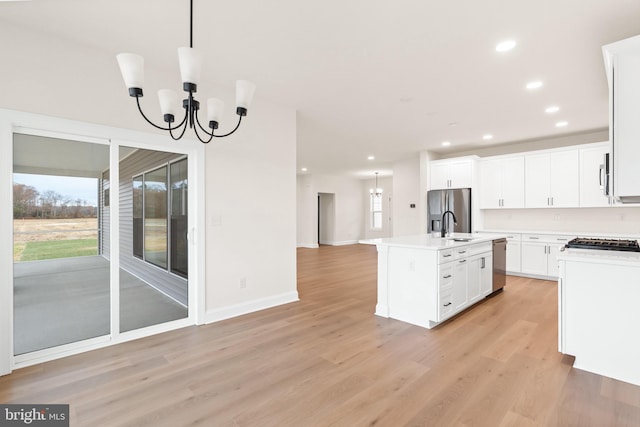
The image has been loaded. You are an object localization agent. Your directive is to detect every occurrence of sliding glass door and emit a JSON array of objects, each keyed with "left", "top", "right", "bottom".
[
  {"left": 119, "top": 148, "right": 188, "bottom": 333},
  {"left": 12, "top": 133, "right": 192, "bottom": 357},
  {"left": 12, "top": 133, "right": 110, "bottom": 355}
]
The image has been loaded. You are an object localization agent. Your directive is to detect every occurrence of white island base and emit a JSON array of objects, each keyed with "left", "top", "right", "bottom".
[
  {"left": 558, "top": 249, "right": 640, "bottom": 386},
  {"left": 372, "top": 233, "right": 501, "bottom": 329}
]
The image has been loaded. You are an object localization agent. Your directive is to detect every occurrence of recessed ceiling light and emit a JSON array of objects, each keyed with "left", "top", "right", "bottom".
[
  {"left": 482, "top": 134, "right": 493, "bottom": 140},
  {"left": 301, "top": 167, "right": 307, "bottom": 172},
  {"left": 526, "top": 81, "right": 543, "bottom": 90},
  {"left": 441, "top": 141, "right": 451, "bottom": 147},
  {"left": 367, "top": 156, "right": 375, "bottom": 160},
  {"left": 545, "top": 106, "right": 560, "bottom": 113},
  {"left": 555, "top": 121, "right": 568, "bottom": 128},
  {"left": 495, "top": 40, "right": 516, "bottom": 52}
]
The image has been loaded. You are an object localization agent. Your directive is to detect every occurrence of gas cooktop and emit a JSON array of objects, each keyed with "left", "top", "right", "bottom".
[{"left": 565, "top": 237, "right": 640, "bottom": 252}]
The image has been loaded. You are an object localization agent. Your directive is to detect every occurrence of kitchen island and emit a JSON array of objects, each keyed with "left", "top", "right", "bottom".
[
  {"left": 558, "top": 248, "right": 640, "bottom": 386},
  {"left": 369, "top": 233, "right": 506, "bottom": 329}
]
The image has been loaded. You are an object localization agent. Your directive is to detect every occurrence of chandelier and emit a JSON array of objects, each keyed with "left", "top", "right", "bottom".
[
  {"left": 369, "top": 172, "right": 383, "bottom": 196},
  {"left": 116, "top": 0, "right": 256, "bottom": 143}
]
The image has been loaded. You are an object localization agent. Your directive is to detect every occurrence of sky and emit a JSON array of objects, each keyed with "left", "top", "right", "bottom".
[{"left": 13, "top": 173, "right": 98, "bottom": 206}]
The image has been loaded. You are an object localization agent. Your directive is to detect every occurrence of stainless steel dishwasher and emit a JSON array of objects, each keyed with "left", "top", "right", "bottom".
[{"left": 492, "top": 238, "right": 506, "bottom": 292}]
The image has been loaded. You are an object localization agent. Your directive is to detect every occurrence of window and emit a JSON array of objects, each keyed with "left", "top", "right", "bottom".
[
  {"left": 144, "top": 166, "right": 168, "bottom": 269},
  {"left": 132, "top": 159, "right": 188, "bottom": 277},
  {"left": 370, "top": 193, "right": 383, "bottom": 229}
]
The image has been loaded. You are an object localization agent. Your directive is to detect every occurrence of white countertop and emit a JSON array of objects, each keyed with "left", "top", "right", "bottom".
[
  {"left": 479, "top": 228, "right": 640, "bottom": 239},
  {"left": 360, "top": 233, "right": 507, "bottom": 250},
  {"left": 557, "top": 247, "right": 640, "bottom": 266}
]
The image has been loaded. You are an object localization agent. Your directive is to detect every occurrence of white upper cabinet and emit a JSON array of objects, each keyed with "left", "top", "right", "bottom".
[
  {"left": 429, "top": 158, "right": 473, "bottom": 190},
  {"left": 525, "top": 150, "right": 579, "bottom": 208},
  {"left": 579, "top": 144, "right": 611, "bottom": 207},
  {"left": 478, "top": 156, "right": 524, "bottom": 209},
  {"left": 603, "top": 36, "right": 640, "bottom": 203}
]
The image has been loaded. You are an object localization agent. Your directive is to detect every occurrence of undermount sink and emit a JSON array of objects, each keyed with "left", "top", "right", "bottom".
[{"left": 445, "top": 237, "right": 475, "bottom": 242}]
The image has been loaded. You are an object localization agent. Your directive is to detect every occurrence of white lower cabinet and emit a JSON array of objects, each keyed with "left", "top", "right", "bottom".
[
  {"left": 505, "top": 234, "right": 522, "bottom": 273},
  {"left": 452, "top": 259, "right": 468, "bottom": 311},
  {"left": 438, "top": 243, "right": 493, "bottom": 322},
  {"left": 520, "top": 234, "right": 574, "bottom": 278}
]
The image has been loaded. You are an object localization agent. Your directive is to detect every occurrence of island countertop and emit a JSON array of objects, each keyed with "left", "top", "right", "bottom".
[
  {"left": 557, "top": 246, "right": 640, "bottom": 266},
  {"left": 361, "top": 232, "right": 507, "bottom": 250}
]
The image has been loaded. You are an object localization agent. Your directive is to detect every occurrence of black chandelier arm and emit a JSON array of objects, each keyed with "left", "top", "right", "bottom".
[
  {"left": 169, "top": 119, "right": 189, "bottom": 141},
  {"left": 194, "top": 109, "right": 214, "bottom": 136},
  {"left": 135, "top": 96, "right": 173, "bottom": 131},
  {"left": 192, "top": 112, "right": 215, "bottom": 144},
  {"left": 212, "top": 115, "right": 243, "bottom": 138}
]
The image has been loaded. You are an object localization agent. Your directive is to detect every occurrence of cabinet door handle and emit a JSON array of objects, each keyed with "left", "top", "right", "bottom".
[
  {"left": 481, "top": 258, "right": 485, "bottom": 268},
  {"left": 547, "top": 197, "right": 550, "bottom": 206},
  {"left": 551, "top": 197, "right": 554, "bottom": 206},
  {"left": 529, "top": 237, "right": 539, "bottom": 240},
  {"left": 443, "top": 254, "right": 452, "bottom": 258},
  {"left": 459, "top": 259, "right": 467, "bottom": 263},
  {"left": 458, "top": 250, "right": 466, "bottom": 254},
  {"left": 443, "top": 274, "right": 452, "bottom": 279},
  {"left": 444, "top": 302, "right": 452, "bottom": 307}
]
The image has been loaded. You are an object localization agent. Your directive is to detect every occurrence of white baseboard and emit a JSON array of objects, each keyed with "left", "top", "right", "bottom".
[
  {"left": 375, "top": 304, "right": 389, "bottom": 318},
  {"left": 205, "top": 291, "right": 300, "bottom": 324},
  {"left": 331, "top": 240, "right": 359, "bottom": 246},
  {"left": 297, "top": 243, "right": 319, "bottom": 248}
]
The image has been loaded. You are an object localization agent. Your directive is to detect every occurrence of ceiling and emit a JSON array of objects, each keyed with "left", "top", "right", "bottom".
[
  {"left": 13, "top": 134, "right": 136, "bottom": 178},
  {"left": 2, "top": 0, "right": 640, "bottom": 178}
]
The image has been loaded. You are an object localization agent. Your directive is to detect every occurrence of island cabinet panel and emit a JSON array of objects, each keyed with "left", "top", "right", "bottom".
[
  {"left": 558, "top": 253, "right": 640, "bottom": 386},
  {"left": 386, "top": 246, "right": 439, "bottom": 327}
]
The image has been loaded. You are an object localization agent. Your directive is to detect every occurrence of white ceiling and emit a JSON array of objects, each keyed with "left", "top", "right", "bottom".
[{"left": 2, "top": 0, "right": 640, "bottom": 178}]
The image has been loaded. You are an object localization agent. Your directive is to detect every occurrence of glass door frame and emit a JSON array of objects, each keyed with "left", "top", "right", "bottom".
[{"left": 0, "top": 109, "right": 206, "bottom": 375}]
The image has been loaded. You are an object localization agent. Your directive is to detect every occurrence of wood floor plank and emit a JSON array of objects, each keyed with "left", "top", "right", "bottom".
[{"left": 1, "top": 243, "right": 640, "bottom": 426}]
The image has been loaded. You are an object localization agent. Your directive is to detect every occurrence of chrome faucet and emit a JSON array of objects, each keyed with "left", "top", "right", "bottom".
[{"left": 441, "top": 210, "right": 458, "bottom": 237}]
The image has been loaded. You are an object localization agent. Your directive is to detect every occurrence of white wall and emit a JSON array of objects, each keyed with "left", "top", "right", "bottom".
[
  {"left": 296, "top": 174, "right": 364, "bottom": 246},
  {"left": 296, "top": 175, "right": 316, "bottom": 247},
  {"left": 0, "top": 22, "right": 298, "bottom": 345},
  {"left": 482, "top": 207, "right": 640, "bottom": 235},
  {"left": 205, "top": 98, "right": 297, "bottom": 318},
  {"left": 438, "top": 129, "right": 609, "bottom": 159},
  {"left": 392, "top": 156, "right": 421, "bottom": 237}
]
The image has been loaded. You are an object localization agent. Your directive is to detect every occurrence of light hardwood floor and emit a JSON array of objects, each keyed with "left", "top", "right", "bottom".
[{"left": 2, "top": 244, "right": 640, "bottom": 426}]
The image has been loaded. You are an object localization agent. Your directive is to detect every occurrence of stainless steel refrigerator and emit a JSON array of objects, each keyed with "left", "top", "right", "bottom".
[{"left": 427, "top": 188, "right": 471, "bottom": 235}]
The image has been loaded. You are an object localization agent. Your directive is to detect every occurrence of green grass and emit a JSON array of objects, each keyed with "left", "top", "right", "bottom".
[{"left": 18, "top": 239, "right": 98, "bottom": 261}]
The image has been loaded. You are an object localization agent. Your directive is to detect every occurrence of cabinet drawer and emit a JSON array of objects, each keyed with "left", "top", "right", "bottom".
[
  {"left": 465, "top": 242, "right": 492, "bottom": 256},
  {"left": 439, "top": 290, "right": 454, "bottom": 320},
  {"left": 522, "top": 233, "right": 574, "bottom": 244},
  {"left": 439, "top": 264, "right": 454, "bottom": 288},
  {"left": 439, "top": 249, "right": 455, "bottom": 263}
]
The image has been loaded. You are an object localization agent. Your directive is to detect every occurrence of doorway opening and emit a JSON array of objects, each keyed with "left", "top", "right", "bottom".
[{"left": 317, "top": 193, "right": 335, "bottom": 245}]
